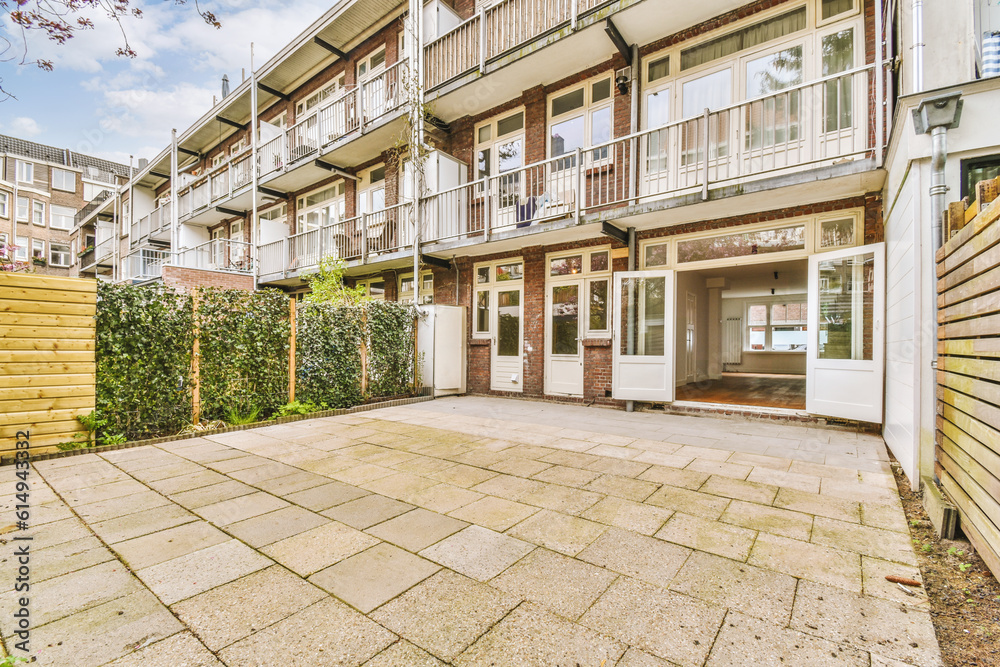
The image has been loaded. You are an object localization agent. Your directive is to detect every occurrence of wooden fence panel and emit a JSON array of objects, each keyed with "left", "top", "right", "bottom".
[
  {"left": 936, "top": 185, "right": 1000, "bottom": 578},
  {"left": 0, "top": 273, "right": 96, "bottom": 456}
]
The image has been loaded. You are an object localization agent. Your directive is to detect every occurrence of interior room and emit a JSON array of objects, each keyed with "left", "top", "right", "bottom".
[{"left": 674, "top": 259, "right": 808, "bottom": 409}]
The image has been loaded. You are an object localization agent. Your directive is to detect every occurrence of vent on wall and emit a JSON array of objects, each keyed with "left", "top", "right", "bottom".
[{"left": 723, "top": 317, "right": 743, "bottom": 368}]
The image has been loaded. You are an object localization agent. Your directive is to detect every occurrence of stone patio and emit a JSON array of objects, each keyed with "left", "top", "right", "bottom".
[{"left": 0, "top": 396, "right": 941, "bottom": 666}]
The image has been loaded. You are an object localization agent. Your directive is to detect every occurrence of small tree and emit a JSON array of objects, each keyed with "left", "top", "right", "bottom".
[{"left": 302, "top": 257, "right": 369, "bottom": 306}]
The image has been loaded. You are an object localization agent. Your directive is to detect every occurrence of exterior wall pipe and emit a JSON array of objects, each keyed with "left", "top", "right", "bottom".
[
  {"left": 929, "top": 125, "right": 947, "bottom": 252},
  {"left": 170, "top": 129, "right": 179, "bottom": 254},
  {"left": 626, "top": 226, "right": 637, "bottom": 413},
  {"left": 250, "top": 43, "right": 260, "bottom": 291},
  {"left": 875, "top": 0, "right": 885, "bottom": 165},
  {"left": 911, "top": 0, "right": 924, "bottom": 93}
]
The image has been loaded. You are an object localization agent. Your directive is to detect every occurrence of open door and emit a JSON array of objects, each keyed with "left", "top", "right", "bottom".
[
  {"left": 806, "top": 243, "right": 885, "bottom": 422},
  {"left": 613, "top": 271, "right": 675, "bottom": 401}
]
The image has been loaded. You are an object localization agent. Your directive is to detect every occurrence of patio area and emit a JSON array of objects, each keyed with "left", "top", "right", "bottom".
[{"left": 1, "top": 396, "right": 940, "bottom": 666}]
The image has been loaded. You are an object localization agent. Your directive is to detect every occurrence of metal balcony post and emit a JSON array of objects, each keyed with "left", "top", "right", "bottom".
[
  {"left": 362, "top": 213, "right": 369, "bottom": 263},
  {"left": 701, "top": 107, "right": 710, "bottom": 201},
  {"left": 571, "top": 0, "right": 578, "bottom": 30},
  {"left": 282, "top": 237, "right": 289, "bottom": 278},
  {"left": 358, "top": 81, "right": 366, "bottom": 131},
  {"left": 484, "top": 178, "right": 492, "bottom": 242},
  {"left": 575, "top": 147, "right": 583, "bottom": 223},
  {"left": 479, "top": 9, "right": 486, "bottom": 74}
]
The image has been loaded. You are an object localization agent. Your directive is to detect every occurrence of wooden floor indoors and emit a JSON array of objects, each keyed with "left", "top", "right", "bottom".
[{"left": 675, "top": 372, "right": 806, "bottom": 409}]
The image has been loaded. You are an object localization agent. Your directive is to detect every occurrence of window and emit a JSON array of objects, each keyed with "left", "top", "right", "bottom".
[
  {"left": 269, "top": 112, "right": 288, "bottom": 130},
  {"left": 32, "top": 238, "right": 45, "bottom": 260},
  {"left": 681, "top": 68, "right": 732, "bottom": 162},
  {"left": 260, "top": 203, "right": 288, "bottom": 222},
  {"left": 32, "top": 201, "right": 46, "bottom": 226},
  {"left": 50, "top": 243, "right": 71, "bottom": 267},
  {"left": 476, "top": 110, "right": 524, "bottom": 203},
  {"left": 474, "top": 259, "right": 524, "bottom": 336},
  {"left": 0, "top": 192, "right": 7, "bottom": 218},
  {"left": 677, "top": 224, "right": 806, "bottom": 263},
  {"left": 356, "top": 278, "right": 385, "bottom": 300},
  {"left": 680, "top": 6, "right": 807, "bottom": 70},
  {"left": 50, "top": 204, "right": 75, "bottom": 230},
  {"left": 399, "top": 271, "right": 434, "bottom": 304},
  {"left": 52, "top": 168, "right": 76, "bottom": 192},
  {"left": 745, "top": 45, "right": 803, "bottom": 149},
  {"left": 821, "top": 0, "right": 855, "bottom": 21},
  {"left": 211, "top": 153, "right": 226, "bottom": 169},
  {"left": 961, "top": 155, "right": 1000, "bottom": 199},
  {"left": 357, "top": 49, "right": 386, "bottom": 81},
  {"left": 295, "top": 76, "right": 345, "bottom": 117},
  {"left": 647, "top": 55, "right": 670, "bottom": 83},
  {"left": 747, "top": 300, "right": 807, "bottom": 351},
  {"left": 644, "top": 242, "right": 669, "bottom": 267},
  {"left": 16, "top": 160, "right": 34, "bottom": 184},
  {"left": 297, "top": 183, "right": 345, "bottom": 230},
  {"left": 230, "top": 138, "right": 247, "bottom": 155},
  {"left": 547, "top": 248, "right": 612, "bottom": 337},
  {"left": 549, "top": 77, "right": 613, "bottom": 169},
  {"left": 15, "top": 236, "right": 28, "bottom": 261},
  {"left": 821, "top": 28, "right": 855, "bottom": 132},
  {"left": 819, "top": 217, "right": 856, "bottom": 248},
  {"left": 16, "top": 196, "right": 29, "bottom": 221},
  {"left": 359, "top": 167, "right": 386, "bottom": 214}
]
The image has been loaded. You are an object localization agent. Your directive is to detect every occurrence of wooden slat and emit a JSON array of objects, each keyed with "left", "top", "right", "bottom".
[
  {"left": 0, "top": 286, "right": 97, "bottom": 304},
  {"left": 937, "top": 402, "right": 1000, "bottom": 462},
  {"left": 0, "top": 385, "right": 95, "bottom": 401},
  {"left": 937, "top": 382, "right": 1000, "bottom": 430},
  {"left": 0, "top": 338, "right": 95, "bottom": 351},
  {"left": 0, "top": 298, "right": 95, "bottom": 316},
  {"left": 938, "top": 312, "right": 1000, "bottom": 340},
  {"left": 0, "top": 350, "right": 94, "bottom": 363},
  {"left": 938, "top": 338, "right": 1000, "bottom": 358},
  {"left": 938, "top": 264, "right": 1000, "bottom": 306},
  {"left": 937, "top": 357, "right": 1000, "bottom": 385},
  {"left": 938, "top": 442, "right": 1000, "bottom": 533},
  {"left": 0, "top": 312, "right": 95, "bottom": 328},
  {"left": 0, "top": 419, "right": 83, "bottom": 438},
  {"left": 0, "top": 274, "right": 97, "bottom": 292},
  {"left": 0, "top": 396, "right": 94, "bottom": 413},
  {"left": 0, "top": 325, "right": 96, "bottom": 340},
  {"left": 940, "top": 194, "right": 1000, "bottom": 262},
  {"left": 938, "top": 288, "right": 1000, "bottom": 323},
  {"left": 0, "top": 362, "right": 96, "bottom": 377},
  {"left": 1, "top": 407, "right": 90, "bottom": 428},
  {"left": 2, "top": 374, "right": 95, "bottom": 388}
]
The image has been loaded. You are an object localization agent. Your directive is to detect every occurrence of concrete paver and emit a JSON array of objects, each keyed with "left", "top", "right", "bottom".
[{"left": 9, "top": 396, "right": 940, "bottom": 666}]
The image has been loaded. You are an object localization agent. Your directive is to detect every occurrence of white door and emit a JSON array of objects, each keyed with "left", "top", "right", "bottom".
[
  {"left": 230, "top": 220, "right": 245, "bottom": 268},
  {"left": 546, "top": 280, "right": 583, "bottom": 396},
  {"left": 806, "top": 242, "right": 885, "bottom": 422},
  {"left": 686, "top": 292, "right": 697, "bottom": 383},
  {"left": 358, "top": 49, "right": 387, "bottom": 121},
  {"left": 491, "top": 285, "right": 524, "bottom": 392},
  {"left": 210, "top": 228, "right": 225, "bottom": 269},
  {"left": 613, "top": 270, "right": 675, "bottom": 401}
]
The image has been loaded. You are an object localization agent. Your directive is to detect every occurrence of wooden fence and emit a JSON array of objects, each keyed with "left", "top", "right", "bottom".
[
  {"left": 0, "top": 273, "right": 96, "bottom": 456},
  {"left": 936, "top": 177, "right": 1000, "bottom": 577}
]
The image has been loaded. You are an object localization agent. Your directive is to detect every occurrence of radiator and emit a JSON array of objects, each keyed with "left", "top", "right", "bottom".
[{"left": 723, "top": 317, "right": 743, "bottom": 367}]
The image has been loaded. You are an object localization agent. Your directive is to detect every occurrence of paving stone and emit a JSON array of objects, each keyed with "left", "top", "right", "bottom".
[
  {"left": 218, "top": 598, "right": 396, "bottom": 666},
  {"left": 700, "top": 475, "right": 779, "bottom": 505},
  {"left": 507, "top": 509, "right": 606, "bottom": 557},
  {"left": 195, "top": 491, "right": 290, "bottom": 526},
  {"left": 227, "top": 461, "right": 302, "bottom": 484},
  {"left": 0, "top": 560, "right": 141, "bottom": 630},
  {"left": 420, "top": 525, "right": 534, "bottom": 580},
  {"left": 489, "top": 457, "right": 553, "bottom": 478},
  {"left": 131, "top": 460, "right": 206, "bottom": 482},
  {"left": 456, "top": 602, "right": 626, "bottom": 666},
  {"left": 539, "top": 450, "right": 602, "bottom": 469},
  {"left": 204, "top": 455, "right": 270, "bottom": 474},
  {"left": 22, "top": 589, "right": 183, "bottom": 667},
  {"left": 616, "top": 647, "right": 674, "bottom": 666},
  {"left": 584, "top": 474, "right": 659, "bottom": 502},
  {"left": 309, "top": 543, "right": 439, "bottom": 613},
  {"left": 26, "top": 516, "right": 91, "bottom": 551},
  {"left": 531, "top": 465, "right": 601, "bottom": 487},
  {"left": 322, "top": 494, "right": 415, "bottom": 529},
  {"left": 773, "top": 487, "right": 861, "bottom": 523},
  {"left": 580, "top": 496, "right": 673, "bottom": 536},
  {"left": 448, "top": 496, "right": 539, "bottom": 532},
  {"left": 114, "top": 521, "right": 230, "bottom": 570},
  {"left": 367, "top": 508, "right": 468, "bottom": 552},
  {"left": 686, "top": 458, "right": 753, "bottom": 480},
  {"left": 819, "top": 477, "right": 900, "bottom": 504},
  {"left": 363, "top": 640, "right": 446, "bottom": 666},
  {"left": 73, "top": 490, "right": 173, "bottom": 523},
  {"left": 519, "top": 482, "right": 603, "bottom": 515},
  {"left": 135, "top": 539, "right": 271, "bottom": 605},
  {"left": 655, "top": 512, "right": 756, "bottom": 561},
  {"left": 669, "top": 551, "right": 797, "bottom": 626},
  {"left": 102, "top": 631, "right": 222, "bottom": 666},
  {"left": 585, "top": 457, "right": 651, "bottom": 478},
  {"left": 860, "top": 500, "right": 911, "bottom": 534},
  {"left": 720, "top": 499, "right": 814, "bottom": 541},
  {"left": 61, "top": 479, "right": 151, "bottom": 506},
  {"left": 861, "top": 556, "right": 928, "bottom": 605},
  {"left": 0, "top": 536, "right": 111, "bottom": 594},
  {"left": 262, "top": 520, "right": 380, "bottom": 576},
  {"left": 391, "top": 455, "right": 457, "bottom": 476},
  {"left": 370, "top": 570, "right": 519, "bottom": 661},
  {"left": 404, "top": 483, "right": 483, "bottom": 513},
  {"left": 746, "top": 467, "right": 821, "bottom": 493},
  {"left": 254, "top": 471, "right": 329, "bottom": 496},
  {"left": 489, "top": 548, "right": 617, "bottom": 620},
  {"left": 811, "top": 517, "right": 918, "bottom": 565},
  {"left": 147, "top": 470, "right": 229, "bottom": 496},
  {"left": 172, "top": 564, "right": 326, "bottom": 651},
  {"left": 706, "top": 611, "right": 869, "bottom": 667},
  {"left": 283, "top": 480, "right": 369, "bottom": 511},
  {"left": 470, "top": 474, "right": 546, "bottom": 501},
  {"left": 580, "top": 576, "right": 726, "bottom": 667},
  {"left": 644, "top": 484, "right": 730, "bottom": 520},
  {"left": 577, "top": 527, "right": 690, "bottom": 589},
  {"left": 790, "top": 580, "right": 941, "bottom": 665},
  {"left": 727, "top": 452, "right": 793, "bottom": 471},
  {"left": 362, "top": 472, "right": 441, "bottom": 500},
  {"left": 638, "top": 466, "right": 710, "bottom": 490},
  {"left": 748, "top": 532, "right": 862, "bottom": 593},
  {"left": 91, "top": 503, "right": 197, "bottom": 544}
]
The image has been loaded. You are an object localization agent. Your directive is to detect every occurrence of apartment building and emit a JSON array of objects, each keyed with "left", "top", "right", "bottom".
[
  {"left": 0, "top": 136, "right": 131, "bottom": 276},
  {"left": 85, "top": 0, "right": 1000, "bottom": 495}
]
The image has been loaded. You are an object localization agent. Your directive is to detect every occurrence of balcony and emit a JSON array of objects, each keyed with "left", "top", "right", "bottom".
[
  {"left": 130, "top": 200, "right": 173, "bottom": 247},
  {"left": 123, "top": 247, "right": 172, "bottom": 283},
  {"left": 173, "top": 238, "right": 254, "bottom": 274},
  {"left": 176, "top": 149, "right": 254, "bottom": 226},
  {"left": 74, "top": 189, "right": 113, "bottom": 227},
  {"left": 261, "top": 59, "right": 409, "bottom": 191}
]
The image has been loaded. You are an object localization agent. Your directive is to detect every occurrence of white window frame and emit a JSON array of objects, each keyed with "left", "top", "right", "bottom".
[
  {"left": 546, "top": 246, "right": 614, "bottom": 338},
  {"left": 0, "top": 232, "right": 7, "bottom": 247},
  {"left": 359, "top": 166, "right": 386, "bottom": 215},
  {"left": 0, "top": 192, "right": 8, "bottom": 218},
  {"left": 356, "top": 277, "right": 386, "bottom": 300},
  {"left": 230, "top": 138, "right": 248, "bottom": 156},
  {"left": 357, "top": 47, "right": 387, "bottom": 83},
  {"left": 51, "top": 168, "right": 77, "bottom": 192},
  {"left": 211, "top": 153, "right": 226, "bottom": 169},
  {"left": 15, "top": 235, "right": 28, "bottom": 261},
  {"left": 50, "top": 204, "right": 75, "bottom": 230},
  {"left": 745, "top": 297, "right": 808, "bottom": 352},
  {"left": 31, "top": 238, "right": 45, "bottom": 260},
  {"left": 295, "top": 76, "right": 345, "bottom": 118},
  {"left": 816, "top": 0, "right": 859, "bottom": 27},
  {"left": 474, "top": 108, "right": 526, "bottom": 186},
  {"left": 16, "top": 160, "right": 33, "bottom": 184},
  {"left": 16, "top": 196, "right": 29, "bottom": 221},
  {"left": 297, "top": 182, "right": 346, "bottom": 231},
  {"left": 268, "top": 112, "right": 288, "bottom": 130},
  {"left": 49, "top": 242, "right": 71, "bottom": 267},
  {"left": 32, "top": 200, "right": 46, "bottom": 226},
  {"left": 398, "top": 271, "right": 434, "bottom": 304},
  {"left": 472, "top": 258, "right": 525, "bottom": 338},
  {"left": 547, "top": 75, "right": 615, "bottom": 168}
]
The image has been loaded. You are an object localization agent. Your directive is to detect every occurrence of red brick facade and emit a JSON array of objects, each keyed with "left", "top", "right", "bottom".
[{"left": 161, "top": 266, "right": 255, "bottom": 292}]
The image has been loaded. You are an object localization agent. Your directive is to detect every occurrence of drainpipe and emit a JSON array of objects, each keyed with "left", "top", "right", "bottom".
[
  {"left": 250, "top": 43, "right": 260, "bottom": 291},
  {"left": 912, "top": 93, "right": 963, "bottom": 251},
  {"left": 911, "top": 0, "right": 924, "bottom": 93},
  {"left": 626, "top": 226, "right": 637, "bottom": 413},
  {"left": 170, "top": 129, "right": 179, "bottom": 256}
]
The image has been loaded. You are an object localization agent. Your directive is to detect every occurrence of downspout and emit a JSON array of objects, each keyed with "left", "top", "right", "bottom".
[
  {"left": 625, "top": 44, "right": 640, "bottom": 413},
  {"left": 929, "top": 126, "right": 948, "bottom": 252},
  {"left": 250, "top": 43, "right": 260, "bottom": 291},
  {"left": 410, "top": 0, "right": 424, "bottom": 308},
  {"left": 626, "top": 226, "right": 636, "bottom": 413},
  {"left": 170, "top": 130, "right": 179, "bottom": 257},
  {"left": 875, "top": 0, "right": 885, "bottom": 165},
  {"left": 911, "top": 0, "right": 924, "bottom": 93}
]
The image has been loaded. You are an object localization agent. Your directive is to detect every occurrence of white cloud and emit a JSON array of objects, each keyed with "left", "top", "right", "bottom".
[{"left": 7, "top": 117, "right": 42, "bottom": 137}]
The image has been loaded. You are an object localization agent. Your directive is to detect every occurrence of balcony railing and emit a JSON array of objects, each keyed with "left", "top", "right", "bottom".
[
  {"left": 74, "top": 189, "right": 113, "bottom": 226},
  {"left": 421, "top": 65, "right": 874, "bottom": 242},
  {"left": 123, "top": 248, "right": 171, "bottom": 282},
  {"left": 177, "top": 149, "right": 253, "bottom": 220},
  {"left": 174, "top": 238, "right": 254, "bottom": 274},
  {"left": 94, "top": 237, "right": 114, "bottom": 263},
  {"left": 258, "top": 203, "right": 412, "bottom": 277},
  {"left": 424, "top": 0, "right": 609, "bottom": 89},
  {"left": 130, "top": 200, "right": 172, "bottom": 247}
]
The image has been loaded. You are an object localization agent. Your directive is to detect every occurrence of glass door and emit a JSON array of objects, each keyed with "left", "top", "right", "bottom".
[
  {"left": 612, "top": 270, "right": 675, "bottom": 401},
  {"left": 491, "top": 286, "right": 524, "bottom": 392},
  {"left": 546, "top": 281, "right": 583, "bottom": 396},
  {"left": 806, "top": 242, "right": 885, "bottom": 422}
]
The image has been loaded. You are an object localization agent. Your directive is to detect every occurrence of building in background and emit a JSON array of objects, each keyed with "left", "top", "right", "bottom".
[{"left": 0, "top": 136, "right": 131, "bottom": 276}]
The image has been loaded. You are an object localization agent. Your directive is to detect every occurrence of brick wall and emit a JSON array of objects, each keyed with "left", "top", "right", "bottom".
[{"left": 161, "top": 266, "right": 255, "bottom": 292}]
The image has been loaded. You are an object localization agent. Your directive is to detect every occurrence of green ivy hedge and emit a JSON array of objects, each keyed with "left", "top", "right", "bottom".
[
  {"left": 296, "top": 302, "right": 365, "bottom": 408},
  {"left": 366, "top": 300, "right": 417, "bottom": 398},
  {"left": 95, "top": 283, "right": 194, "bottom": 441}
]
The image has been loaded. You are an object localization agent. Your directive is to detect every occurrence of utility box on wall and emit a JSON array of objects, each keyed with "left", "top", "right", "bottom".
[{"left": 417, "top": 305, "right": 466, "bottom": 397}]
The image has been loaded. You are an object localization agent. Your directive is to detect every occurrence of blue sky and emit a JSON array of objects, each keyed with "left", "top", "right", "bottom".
[{"left": 0, "top": 0, "right": 330, "bottom": 167}]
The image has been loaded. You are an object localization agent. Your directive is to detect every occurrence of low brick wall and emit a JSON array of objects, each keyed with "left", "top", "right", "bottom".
[{"left": 162, "top": 266, "right": 254, "bottom": 292}]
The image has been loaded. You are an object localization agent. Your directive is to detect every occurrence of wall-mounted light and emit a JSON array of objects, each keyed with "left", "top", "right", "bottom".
[{"left": 615, "top": 67, "right": 631, "bottom": 95}]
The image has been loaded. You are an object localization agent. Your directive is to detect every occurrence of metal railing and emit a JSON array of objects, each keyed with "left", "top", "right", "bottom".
[
  {"left": 259, "top": 135, "right": 284, "bottom": 177},
  {"left": 123, "top": 248, "right": 171, "bottom": 282},
  {"left": 177, "top": 150, "right": 254, "bottom": 219},
  {"left": 74, "top": 189, "right": 113, "bottom": 225},
  {"left": 173, "top": 238, "right": 254, "bottom": 273},
  {"left": 419, "top": 66, "right": 873, "bottom": 243},
  {"left": 130, "top": 200, "right": 172, "bottom": 247},
  {"left": 94, "top": 237, "right": 114, "bottom": 263}
]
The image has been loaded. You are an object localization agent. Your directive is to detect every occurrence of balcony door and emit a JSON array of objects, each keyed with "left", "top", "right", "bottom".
[
  {"left": 546, "top": 280, "right": 583, "bottom": 396},
  {"left": 358, "top": 48, "right": 387, "bottom": 121},
  {"left": 806, "top": 243, "right": 884, "bottom": 422},
  {"left": 612, "top": 270, "right": 675, "bottom": 401},
  {"left": 210, "top": 227, "right": 225, "bottom": 270},
  {"left": 474, "top": 261, "right": 524, "bottom": 393}
]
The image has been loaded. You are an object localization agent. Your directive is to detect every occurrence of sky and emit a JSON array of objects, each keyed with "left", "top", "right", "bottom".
[{"left": 0, "top": 0, "right": 331, "bottom": 167}]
